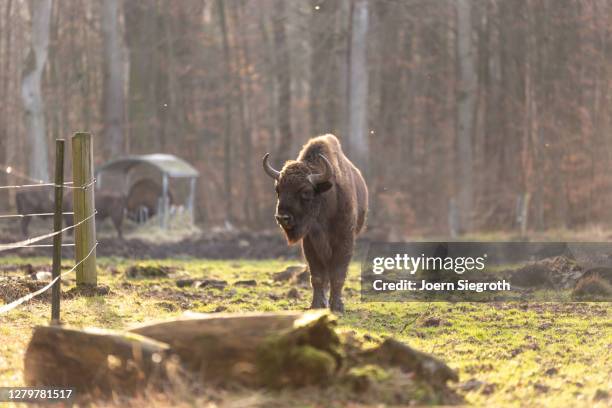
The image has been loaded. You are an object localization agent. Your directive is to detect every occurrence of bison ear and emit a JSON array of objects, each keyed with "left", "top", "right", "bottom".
[{"left": 314, "top": 181, "right": 333, "bottom": 194}]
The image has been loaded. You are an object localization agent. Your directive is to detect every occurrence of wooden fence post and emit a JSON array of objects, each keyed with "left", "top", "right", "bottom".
[
  {"left": 51, "top": 139, "right": 64, "bottom": 323},
  {"left": 72, "top": 132, "right": 97, "bottom": 286}
]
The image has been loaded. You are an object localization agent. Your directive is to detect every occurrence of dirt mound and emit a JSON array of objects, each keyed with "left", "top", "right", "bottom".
[
  {"left": 273, "top": 264, "right": 307, "bottom": 282},
  {"left": 508, "top": 256, "right": 584, "bottom": 289},
  {"left": 0, "top": 277, "right": 50, "bottom": 303},
  {"left": 572, "top": 273, "right": 612, "bottom": 299},
  {"left": 125, "top": 264, "right": 175, "bottom": 278}
]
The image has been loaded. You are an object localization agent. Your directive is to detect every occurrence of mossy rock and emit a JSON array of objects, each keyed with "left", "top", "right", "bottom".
[
  {"left": 125, "top": 264, "right": 174, "bottom": 278},
  {"left": 343, "top": 364, "right": 391, "bottom": 392},
  {"left": 255, "top": 312, "right": 341, "bottom": 388}
]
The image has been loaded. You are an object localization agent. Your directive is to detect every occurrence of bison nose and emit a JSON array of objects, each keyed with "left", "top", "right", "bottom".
[{"left": 275, "top": 213, "right": 293, "bottom": 227}]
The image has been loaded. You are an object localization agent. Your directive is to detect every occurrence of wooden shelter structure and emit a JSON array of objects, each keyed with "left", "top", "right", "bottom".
[{"left": 96, "top": 154, "right": 199, "bottom": 228}]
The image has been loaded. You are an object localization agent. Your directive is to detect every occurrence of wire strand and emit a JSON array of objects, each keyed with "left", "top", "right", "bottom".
[
  {"left": 0, "top": 211, "right": 97, "bottom": 252},
  {"left": 0, "top": 178, "right": 95, "bottom": 190},
  {"left": 0, "top": 164, "right": 48, "bottom": 184},
  {"left": 0, "top": 242, "right": 98, "bottom": 315},
  {"left": 18, "top": 244, "right": 75, "bottom": 248},
  {"left": 0, "top": 212, "right": 75, "bottom": 219}
]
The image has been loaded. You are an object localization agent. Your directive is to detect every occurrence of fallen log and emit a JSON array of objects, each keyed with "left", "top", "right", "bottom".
[
  {"left": 23, "top": 311, "right": 459, "bottom": 403},
  {"left": 129, "top": 310, "right": 329, "bottom": 385},
  {"left": 360, "top": 338, "right": 459, "bottom": 386},
  {"left": 24, "top": 325, "right": 170, "bottom": 396}
]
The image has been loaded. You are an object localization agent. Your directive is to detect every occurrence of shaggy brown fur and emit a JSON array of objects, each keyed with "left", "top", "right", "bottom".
[
  {"left": 66, "top": 192, "right": 126, "bottom": 239},
  {"left": 264, "top": 134, "right": 368, "bottom": 312},
  {"left": 126, "top": 179, "right": 174, "bottom": 221},
  {"left": 15, "top": 190, "right": 55, "bottom": 237},
  {"left": 16, "top": 190, "right": 126, "bottom": 239}
]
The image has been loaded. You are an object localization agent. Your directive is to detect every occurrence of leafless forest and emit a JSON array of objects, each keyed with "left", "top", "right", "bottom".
[{"left": 0, "top": 0, "right": 611, "bottom": 238}]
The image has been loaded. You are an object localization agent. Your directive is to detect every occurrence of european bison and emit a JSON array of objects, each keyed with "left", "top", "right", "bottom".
[
  {"left": 263, "top": 134, "right": 368, "bottom": 313},
  {"left": 15, "top": 190, "right": 57, "bottom": 237},
  {"left": 126, "top": 179, "right": 173, "bottom": 223},
  {"left": 15, "top": 190, "right": 126, "bottom": 239},
  {"left": 64, "top": 192, "right": 126, "bottom": 239}
]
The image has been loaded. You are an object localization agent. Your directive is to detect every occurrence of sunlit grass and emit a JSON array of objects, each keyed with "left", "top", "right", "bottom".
[{"left": 0, "top": 257, "right": 610, "bottom": 407}]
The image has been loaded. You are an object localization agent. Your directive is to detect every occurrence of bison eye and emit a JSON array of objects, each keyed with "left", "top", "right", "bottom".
[{"left": 301, "top": 190, "right": 314, "bottom": 201}]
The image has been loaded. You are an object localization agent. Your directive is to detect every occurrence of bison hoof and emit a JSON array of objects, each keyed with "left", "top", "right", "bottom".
[
  {"left": 330, "top": 298, "right": 345, "bottom": 314},
  {"left": 310, "top": 295, "right": 328, "bottom": 309}
]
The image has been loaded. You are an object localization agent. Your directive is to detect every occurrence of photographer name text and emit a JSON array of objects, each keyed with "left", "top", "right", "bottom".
[{"left": 372, "top": 279, "right": 511, "bottom": 292}]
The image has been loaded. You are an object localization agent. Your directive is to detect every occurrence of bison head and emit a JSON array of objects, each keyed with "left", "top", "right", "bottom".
[{"left": 263, "top": 153, "right": 333, "bottom": 244}]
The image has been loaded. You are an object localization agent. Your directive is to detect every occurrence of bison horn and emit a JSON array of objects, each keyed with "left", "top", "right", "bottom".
[
  {"left": 262, "top": 153, "right": 281, "bottom": 180},
  {"left": 308, "top": 154, "right": 333, "bottom": 185}
]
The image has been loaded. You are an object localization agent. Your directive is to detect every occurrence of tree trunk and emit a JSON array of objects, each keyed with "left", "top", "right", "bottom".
[
  {"left": 309, "top": 0, "right": 338, "bottom": 136},
  {"left": 0, "top": 0, "right": 13, "bottom": 210},
  {"left": 21, "top": 0, "right": 52, "bottom": 182},
  {"left": 234, "top": 1, "right": 256, "bottom": 226},
  {"left": 455, "top": 0, "right": 476, "bottom": 233},
  {"left": 101, "top": 0, "right": 126, "bottom": 157},
  {"left": 347, "top": 0, "right": 369, "bottom": 176},
  {"left": 273, "top": 0, "right": 293, "bottom": 164},
  {"left": 216, "top": 0, "right": 233, "bottom": 224},
  {"left": 124, "top": 0, "right": 159, "bottom": 153}
]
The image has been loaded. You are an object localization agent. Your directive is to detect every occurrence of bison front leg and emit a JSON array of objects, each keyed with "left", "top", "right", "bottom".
[
  {"left": 329, "top": 243, "right": 353, "bottom": 314},
  {"left": 302, "top": 237, "right": 329, "bottom": 309},
  {"left": 329, "top": 261, "right": 349, "bottom": 314},
  {"left": 310, "top": 273, "right": 330, "bottom": 309}
]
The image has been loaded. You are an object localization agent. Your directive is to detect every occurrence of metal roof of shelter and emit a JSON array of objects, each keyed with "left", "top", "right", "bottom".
[{"left": 96, "top": 154, "right": 199, "bottom": 178}]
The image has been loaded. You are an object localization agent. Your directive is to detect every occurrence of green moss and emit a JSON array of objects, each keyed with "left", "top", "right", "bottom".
[
  {"left": 125, "top": 263, "right": 174, "bottom": 278},
  {"left": 255, "top": 313, "right": 340, "bottom": 388},
  {"left": 343, "top": 364, "right": 390, "bottom": 392}
]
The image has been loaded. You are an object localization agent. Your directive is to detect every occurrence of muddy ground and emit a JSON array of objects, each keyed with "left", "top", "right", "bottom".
[{"left": 0, "top": 229, "right": 301, "bottom": 259}]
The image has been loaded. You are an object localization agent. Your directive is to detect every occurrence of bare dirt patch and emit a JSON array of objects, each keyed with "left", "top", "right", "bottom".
[
  {"left": 0, "top": 230, "right": 300, "bottom": 260},
  {"left": 0, "top": 277, "right": 50, "bottom": 303}
]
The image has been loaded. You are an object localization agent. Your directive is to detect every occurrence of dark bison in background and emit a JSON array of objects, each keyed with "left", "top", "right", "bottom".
[
  {"left": 126, "top": 179, "right": 173, "bottom": 222},
  {"left": 263, "top": 134, "right": 368, "bottom": 313},
  {"left": 15, "top": 190, "right": 57, "bottom": 237},
  {"left": 63, "top": 192, "right": 126, "bottom": 239},
  {"left": 16, "top": 190, "right": 126, "bottom": 238}
]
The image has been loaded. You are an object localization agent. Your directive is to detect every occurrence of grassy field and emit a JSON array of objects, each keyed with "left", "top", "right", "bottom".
[{"left": 0, "top": 256, "right": 611, "bottom": 407}]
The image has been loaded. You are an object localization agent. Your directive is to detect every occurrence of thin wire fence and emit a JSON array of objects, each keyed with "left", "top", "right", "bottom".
[
  {"left": 0, "top": 163, "right": 95, "bottom": 190},
  {"left": 0, "top": 212, "right": 75, "bottom": 219},
  {"left": 0, "top": 179, "right": 95, "bottom": 190},
  {"left": 14, "top": 244, "right": 76, "bottom": 248},
  {"left": 0, "top": 210, "right": 96, "bottom": 251},
  {"left": 0, "top": 242, "right": 98, "bottom": 315},
  {"left": 0, "top": 163, "right": 51, "bottom": 184},
  {"left": 0, "top": 166, "right": 98, "bottom": 316}
]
